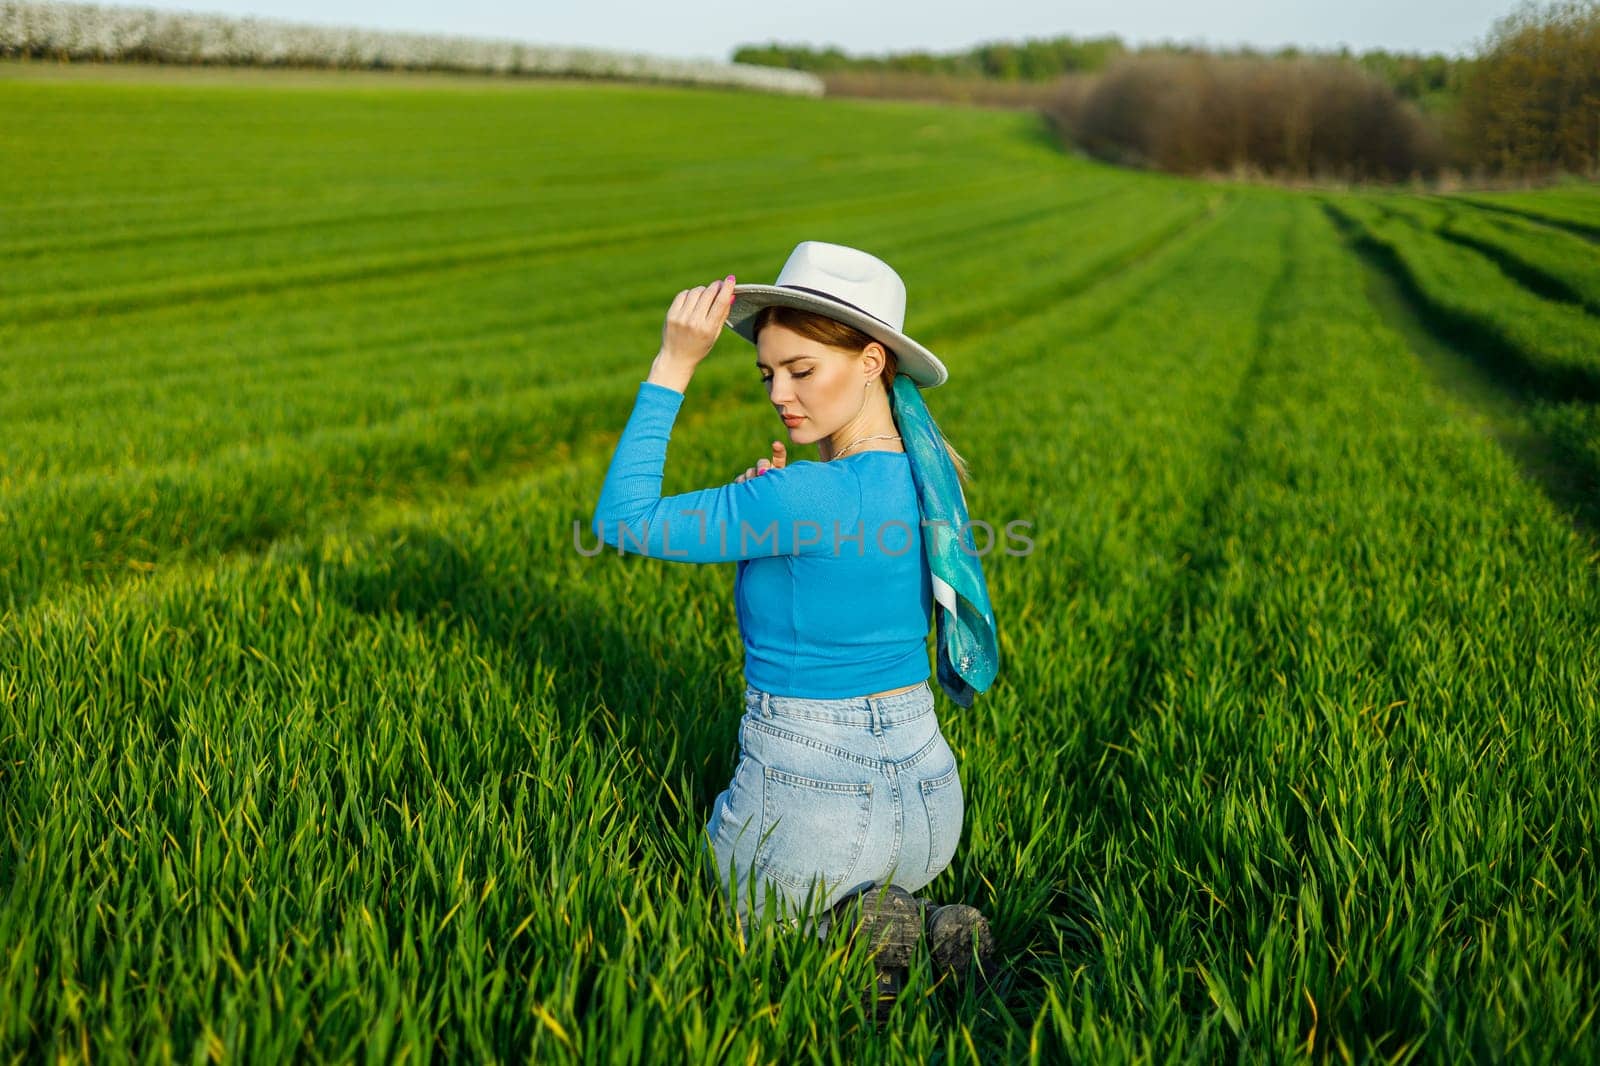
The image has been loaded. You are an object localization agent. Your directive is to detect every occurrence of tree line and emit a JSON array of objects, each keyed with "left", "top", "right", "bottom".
[
  {"left": 733, "top": 38, "right": 1462, "bottom": 107},
  {"left": 735, "top": 1, "right": 1599, "bottom": 182}
]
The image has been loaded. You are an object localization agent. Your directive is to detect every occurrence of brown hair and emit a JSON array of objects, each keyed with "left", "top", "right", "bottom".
[{"left": 753, "top": 304, "right": 972, "bottom": 486}]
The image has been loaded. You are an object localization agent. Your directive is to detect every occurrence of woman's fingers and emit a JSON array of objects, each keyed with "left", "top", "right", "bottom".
[
  {"left": 690, "top": 280, "right": 721, "bottom": 321},
  {"left": 736, "top": 449, "right": 781, "bottom": 484},
  {"left": 661, "top": 276, "right": 735, "bottom": 365},
  {"left": 691, "top": 276, "right": 736, "bottom": 324},
  {"left": 671, "top": 286, "right": 703, "bottom": 328},
  {"left": 743, "top": 442, "right": 785, "bottom": 482}
]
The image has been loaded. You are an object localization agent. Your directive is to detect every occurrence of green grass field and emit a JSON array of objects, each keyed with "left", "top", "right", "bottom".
[{"left": 2, "top": 60, "right": 1598, "bottom": 1062}]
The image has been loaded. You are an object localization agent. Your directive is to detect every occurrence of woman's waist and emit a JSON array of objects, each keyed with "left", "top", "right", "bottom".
[
  {"left": 742, "top": 678, "right": 934, "bottom": 727},
  {"left": 739, "top": 680, "right": 948, "bottom": 770}
]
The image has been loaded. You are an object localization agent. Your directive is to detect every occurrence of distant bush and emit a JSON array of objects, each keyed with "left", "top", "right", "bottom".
[
  {"left": 1045, "top": 54, "right": 1447, "bottom": 182},
  {"left": 0, "top": 1, "right": 825, "bottom": 95},
  {"left": 1458, "top": 0, "right": 1600, "bottom": 178}
]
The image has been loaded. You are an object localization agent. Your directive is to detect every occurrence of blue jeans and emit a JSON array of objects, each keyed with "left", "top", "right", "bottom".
[{"left": 703, "top": 680, "right": 964, "bottom": 937}]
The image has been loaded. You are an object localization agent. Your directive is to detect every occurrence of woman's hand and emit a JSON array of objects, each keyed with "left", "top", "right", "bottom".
[
  {"left": 649, "top": 274, "right": 735, "bottom": 394},
  {"left": 662, "top": 275, "right": 736, "bottom": 364},
  {"left": 734, "top": 440, "right": 785, "bottom": 484}
]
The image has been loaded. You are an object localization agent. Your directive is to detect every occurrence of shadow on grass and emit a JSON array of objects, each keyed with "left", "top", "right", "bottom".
[{"left": 316, "top": 524, "right": 742, "bottom": 819}]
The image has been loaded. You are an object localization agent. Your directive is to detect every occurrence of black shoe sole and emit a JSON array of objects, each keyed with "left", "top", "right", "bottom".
[
  {"left": 836, "top": 884, "right": 923, "bottom": 969},
  {"left": 926, "top": 903, "right": 996, "bottom": 981}
]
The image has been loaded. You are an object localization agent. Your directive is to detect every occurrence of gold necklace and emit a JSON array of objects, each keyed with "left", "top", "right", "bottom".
[{"left": 831, "top": 432, "right": 902, "bottom": 459}]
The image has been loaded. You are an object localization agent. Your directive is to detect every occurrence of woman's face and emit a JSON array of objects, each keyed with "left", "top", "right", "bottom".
[{"left": 755, "top": 322, "right": 880, "bottom": 443}]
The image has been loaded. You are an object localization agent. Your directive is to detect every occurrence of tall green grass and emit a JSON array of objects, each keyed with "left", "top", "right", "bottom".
[{"left": 2, "top": 64, "right": 1597, "bottom": 1062}]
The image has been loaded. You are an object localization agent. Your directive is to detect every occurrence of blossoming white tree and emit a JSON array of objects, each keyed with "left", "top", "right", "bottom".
[{"left": 0, "top": 1, "right": 826, "bottom": 95}]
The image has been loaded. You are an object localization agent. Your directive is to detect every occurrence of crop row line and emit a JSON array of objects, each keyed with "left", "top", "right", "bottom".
[
  {"left": 1109, "top": 201, "right": 1297, "bottom": 747},
  {"left": 930, "top": 196, "right": 1226, "bottom": 346}
]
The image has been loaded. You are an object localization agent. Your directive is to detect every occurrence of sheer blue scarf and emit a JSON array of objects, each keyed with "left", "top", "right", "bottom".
[{"left": 888, "top": 374, "right": 999, "bottom": 708}]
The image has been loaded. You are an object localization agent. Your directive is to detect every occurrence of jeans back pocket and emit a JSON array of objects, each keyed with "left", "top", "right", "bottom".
[
  {"left": 756, "top": 766, "right": 873, "bottom": 898},
  {"left": 919, "top": 762, "right": 964, "bottom": 879}
]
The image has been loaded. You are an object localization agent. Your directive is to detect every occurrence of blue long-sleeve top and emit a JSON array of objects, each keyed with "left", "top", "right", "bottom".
[{"left": 591, "top": 381, "right": 933, "bottom": 699}]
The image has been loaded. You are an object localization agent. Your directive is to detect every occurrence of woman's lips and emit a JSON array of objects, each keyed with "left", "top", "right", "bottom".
[{"left": 782, "top": 416, "right": 804, "bottom": 427}]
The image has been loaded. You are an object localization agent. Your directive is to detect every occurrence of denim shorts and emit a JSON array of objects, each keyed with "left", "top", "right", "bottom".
[{"left": 702, "top": 679, "right": 964, "bottom": 934}]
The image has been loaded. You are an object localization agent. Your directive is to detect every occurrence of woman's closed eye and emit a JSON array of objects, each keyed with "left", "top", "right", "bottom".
[{"left": 761, "top": 371, "right": 811, "bottom": 384}]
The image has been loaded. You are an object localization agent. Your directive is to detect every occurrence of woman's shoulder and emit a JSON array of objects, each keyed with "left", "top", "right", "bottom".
[
  {"left": 761, "top": 457, "right": 857, "bottom": 488},
  {"left": 745, "top": 458, "right": 865, "bottom": 516}
]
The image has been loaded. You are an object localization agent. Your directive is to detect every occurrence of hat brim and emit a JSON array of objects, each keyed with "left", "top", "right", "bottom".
[{"left": 724, "top": 285, "right": 949, "bottom": 388}]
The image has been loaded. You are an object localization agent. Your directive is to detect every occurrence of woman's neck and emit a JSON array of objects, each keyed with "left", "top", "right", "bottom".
[
  {"left": 821, "top": 391, "right": 901, "bottom": 460},
  {"left": 822, "top": 429, "right": 903, "bottom": 461}
]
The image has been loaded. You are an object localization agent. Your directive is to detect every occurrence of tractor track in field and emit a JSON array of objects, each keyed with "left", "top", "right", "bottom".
[
  {"left": 1430, "top": 224, "right": 1600, "bottom": 315},
  {"left": 1, "top": 191, "right": 622, "bottom": 261},
  {"left": 1104, "top": 201, "right": 1296, "bottom": 778}
]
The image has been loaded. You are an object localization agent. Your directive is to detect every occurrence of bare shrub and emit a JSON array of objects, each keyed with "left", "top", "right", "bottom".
[{"left": 1046, "top": 53, "right": 1447, "bottom": 182}]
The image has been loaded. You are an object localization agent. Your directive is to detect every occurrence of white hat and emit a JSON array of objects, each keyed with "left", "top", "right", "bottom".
[{"left": 724, "top": 240, "right": 949, "bottom": 388}]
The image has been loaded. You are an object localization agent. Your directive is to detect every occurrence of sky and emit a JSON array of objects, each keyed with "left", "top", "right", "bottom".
[{"left": 124, "top": 1, "right": 1520, "bottom": 63}]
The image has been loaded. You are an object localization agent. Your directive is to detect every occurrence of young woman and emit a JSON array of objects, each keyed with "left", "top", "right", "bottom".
[{"left": 591, "top": 242, "right": 1000, "bottom": 1004}]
